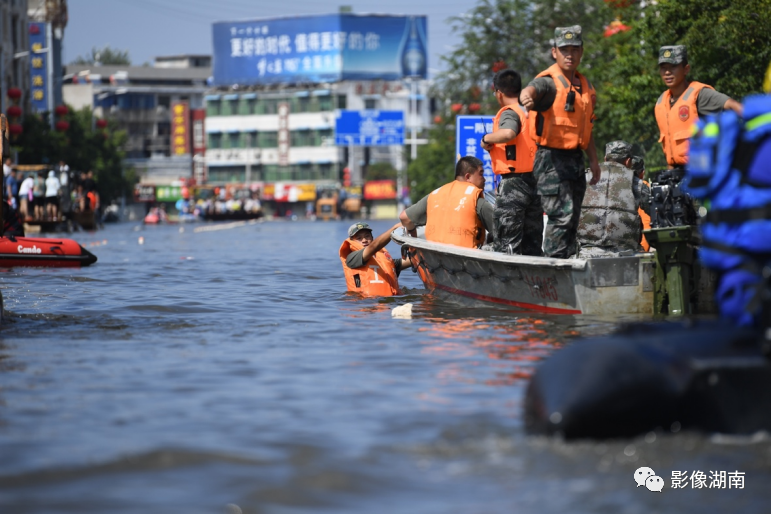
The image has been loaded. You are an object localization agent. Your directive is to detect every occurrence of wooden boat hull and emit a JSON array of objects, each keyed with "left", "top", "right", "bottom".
[
  {"left": 393, "top": 232, "right": 714, "bottom": 315},
  {"left": 0, "top": 236, "right": 97, "bottom": 268}
]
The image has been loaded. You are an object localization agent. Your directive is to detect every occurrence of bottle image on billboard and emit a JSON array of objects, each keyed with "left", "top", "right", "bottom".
[{"left": 401, "top": 17, "right": 426, "bottom": 78}]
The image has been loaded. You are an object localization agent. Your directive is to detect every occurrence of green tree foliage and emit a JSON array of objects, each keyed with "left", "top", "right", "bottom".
[
  {"left": 15, "top": 108, "right": 132, "bottom": 203},
  {"left": 409, "top": 0, "right": 771, "bottom": 191},
  {"left": 365, "top": 161, "right": 398, "bottom": 180},
  {"left": 407, "top": 120, "right": 455, "bottom": 202},
  {"left": 71, "top": 46, "right": 131, "bottom": 66}
]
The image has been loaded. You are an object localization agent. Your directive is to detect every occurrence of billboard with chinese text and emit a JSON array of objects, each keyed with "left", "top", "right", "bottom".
[
  {"left": 212, "top": 14, "right": 427, "bottom": 86},
  {"left": 171, "top": 102, "right": 190, "bottom": 156},
  {"left": 364, "top": 180, "right": 397, "bottom": 200},
  {"left": 28, "top": 22, "right": 51, "bottom": 113},
  {"left": 455, "top": 115, "right": 496, "bottom": 193}
]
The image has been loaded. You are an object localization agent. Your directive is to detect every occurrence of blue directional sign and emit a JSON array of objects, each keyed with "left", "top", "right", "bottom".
[
  {"left": 335, "top": 110, "right": 404, "bottom": 146},
  {"left": 456, "top": 115, "right": 496, "bottom": 192}
]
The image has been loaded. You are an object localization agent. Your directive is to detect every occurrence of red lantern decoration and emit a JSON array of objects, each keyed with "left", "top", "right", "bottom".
[
  {"left": 468, "top": 103, "right": 481, "bottom": 113},
  {"left": 95, "top": 118, "right": 108, "bottom": 129},
  {"left": 9, "top": 124, "right": 23, "bottom": 135},
  {"left": 433, "top": 115, "right": 442, "bottom": 124},
  {"left": 604, "top": 19, "right": 632, "bottom": 37},
  {"left": 7, "top": 88, "right": 22, "bottom": 100},
  {"left": 6, "top": 106, "right": 22, "bottom": 117},
  {"left": 492, "top": 61, "right": 507, "bottom": 73},
  {"left": 450, "top": 103, "right": 463, "bottom": 113},
  {"left": 55, "top": 120, "right": 70, "bottom": 132},
  {"left": 54, "top": 105, "right": 69, "bottom": 116}
]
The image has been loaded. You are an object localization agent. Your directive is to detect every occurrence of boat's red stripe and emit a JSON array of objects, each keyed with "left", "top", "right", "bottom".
[{"left": 433, "top": 284, "right": 583, "bottom": 315}]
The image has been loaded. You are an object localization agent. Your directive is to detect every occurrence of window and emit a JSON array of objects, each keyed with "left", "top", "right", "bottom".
[
  {"left": 245, "top": 99, "right": 256, "bottom": 115},
  {"left": 364, "top": 98, "right": 377, "bottom": 110},
  {"left": 228, "top": 132, "right": 241, "bottom": 149},
  {"left": 244, "top": 131, "right": 258, "bottom": 148},
  {"left": 291, "top": 129, "right": 312, "bottom": 147},
  {"left": 259, "top": 131, "right": 278, "bottom": 148},
  {"left": 318, "top": 95, "right": 333, "bottom": 111},
  {"left": 337, "top": 95, "right": 347, "bottom": 109},
  {"left": 262, "top": 99, "right": 279, "bottom": 114},
  {"left": 207, "top": 101, "right": 221, "bottom": 116},
  {"left": 296, "top": 96, "right": 310, "bottom": 113},
  {"left": 208, "top": 133, "right": 222, "bottom": 149}
]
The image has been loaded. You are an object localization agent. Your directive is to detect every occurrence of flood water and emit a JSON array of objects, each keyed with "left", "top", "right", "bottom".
[{"left": 0, "top": 219, "right": 769, "bottom": 514}]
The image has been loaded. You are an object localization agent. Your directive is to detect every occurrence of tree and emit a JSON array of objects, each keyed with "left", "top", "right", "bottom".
[
  {"left": 16, "top": 107, "right": 132, "bottom": 204},
  {"left": 365, "top": 162, "right": 398, "bottom": 181},
  {"left": 407, "top": 119, "right": 456, "bottom": 202},
  {"left": 71, "top": 46, "right": 131, "bottom": 66}
]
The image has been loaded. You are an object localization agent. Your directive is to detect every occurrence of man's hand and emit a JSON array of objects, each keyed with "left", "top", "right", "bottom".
[
  {"left": 519, "top": 86, "right": 537, "bottom": 110},
  {"left": 725, "top": 98, "right": 743, "bottom": 117},
  {"left": 480, "top": 138, "right": 493, "bottom": 151},
  {"left": 589, "top": 162, "right": 601, "bottom": 186}
]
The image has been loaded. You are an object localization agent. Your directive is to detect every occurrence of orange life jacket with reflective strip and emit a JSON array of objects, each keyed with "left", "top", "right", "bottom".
[
  {"left": 490, "top": 104, "right": 536, "bottom": 174},
  {"left": 425, "top": 181, "right": 485, "bottom": 248},
  {"left": 654, "top": 81, "right": 713, "bottom": 167},
  {"left": 529, "top": 63, "right": 595, "bottom": 151},
  {"left": 339, "top": 239, "right": 399, "bottom": 297}
]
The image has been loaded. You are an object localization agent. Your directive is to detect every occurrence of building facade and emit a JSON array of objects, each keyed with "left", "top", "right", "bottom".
[
  {"left": 63, "top": 56, "right": 211, "bottom": 184},
  {"left": 1, "top": 0, "right": 30, "bottom": 114}
]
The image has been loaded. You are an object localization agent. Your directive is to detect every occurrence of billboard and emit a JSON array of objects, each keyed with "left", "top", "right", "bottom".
[
  {"left": 212, "top": 14, "right": 427, "bottom": 86},
  {"left": 364, "top": 180, "right": 397, "bottom": 200},
  {"left": 335, "top": 110, "right": 404, "bottom": 146},
  {"left": 456, "top": 115, "right": 496, "bottom": 193},
  {"left": 28, "top": 22, "right": 51, "bottom": 113},
  {"left": 171, "top": 102, "right": 190, "bottom": 156}
]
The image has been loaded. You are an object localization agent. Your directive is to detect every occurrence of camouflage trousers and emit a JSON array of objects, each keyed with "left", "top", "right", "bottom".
[
  {"left": 493, "top": 172, "right": 543, "bottom": 255},
  {"left": 533, "top": 147, "right": 587, "bottom": 258}
]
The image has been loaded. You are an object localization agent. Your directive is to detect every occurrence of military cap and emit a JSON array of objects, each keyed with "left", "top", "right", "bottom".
[
  {"left": 605, "top": 140, "right": 634, "bottom": 162},
  {"left": 658, "top": 45, "right": 687, "bottom": 65},
  {"left": 554, "top": 26, "right": 583, "bottom": 47},
  {"left": 348, "top": 222, "right": 373, "bottom": 238}
]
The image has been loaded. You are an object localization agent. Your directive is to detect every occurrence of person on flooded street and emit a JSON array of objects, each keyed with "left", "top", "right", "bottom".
[
  {"left": 520, "top": 25, "right": 601, "bottom": 259},
  {"left": 481, "top": 69, "right": 542, "bottom": 255},
  {"left": 398, "top": 156, "right": 494, "bottom": 248},
  {"left": 655, "top": 45, "right": 743, "bottom": 170},
  {"left": 576, "top": 141, "right": 649, "bottom": 258},
  {"left": 339, "top": 222, "right": 411, "bottom": 297}
]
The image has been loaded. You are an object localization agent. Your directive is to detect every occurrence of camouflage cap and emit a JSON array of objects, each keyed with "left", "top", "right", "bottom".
[
  {"left": 605, "top": 140, "right": 633, "bottom": 162},
  {"left": 554, "top": 26, "right": 583, "bottom": 48},
  {"left": 658, "top": 45, "right": 687, "bottom": 65},
  {"left": 348, "top": 222, "right": 373, "bottom": 238}
]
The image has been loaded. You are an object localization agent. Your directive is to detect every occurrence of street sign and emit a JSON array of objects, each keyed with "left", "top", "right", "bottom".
[
  {"left": 456, "top": 115, "right": 496, "bottom": 192},
  {"left": 335, "top": 110, "right": 404, "bottom": 146}
]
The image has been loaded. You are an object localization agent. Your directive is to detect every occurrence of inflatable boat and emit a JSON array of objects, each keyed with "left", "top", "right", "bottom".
[{"left": 0, "top": 236, "right": 97, "bottom": 268}]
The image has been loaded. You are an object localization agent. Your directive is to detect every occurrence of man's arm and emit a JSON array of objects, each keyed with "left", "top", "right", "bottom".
[
  {"left": 476, "top": 198, "right": 494, "bottom": 235},
  {"left": 585, "top": 134, "right": 601, "bottom": 186},
  {"left": 724, "top": 98, "right": 743, "bottom": 117},
  {"left": 520, "top": 77, "right": 557, "bottom": 112},
  {"left": 361, "top": 222, "right": 402, "bottom": 262},
  {"left": 697, "top": 88, "right": 743, "bottom": 117},
  {"left": 399, "top": 194, "right": 428, "bottom": 237},
  {"left": 481, "top": 110, "right": 521, "bottom": 151}
]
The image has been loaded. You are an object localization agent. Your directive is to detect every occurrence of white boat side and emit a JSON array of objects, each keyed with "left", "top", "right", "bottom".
[{"left": 391, "top": 230, "right": 657, "bottom": 315}]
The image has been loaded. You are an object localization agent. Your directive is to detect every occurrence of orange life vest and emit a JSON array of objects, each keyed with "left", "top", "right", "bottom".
[
  {"left": 425, "top": 181, "right": 485, "bottom": 248},
  {"left": 339, "top": 239, "right": 399, "bottom": 297},
  {"left": 639, "top": 179, "right": 651, "bottom": 251},
  {"left": 654, "top": 81, "right": 713, "bottom": 167},
  {"left": 529, "top": 63, "right": 595, "bottom": 151},
  {"left": 490, "top": 104, "right": 536, "bottom": 174}
]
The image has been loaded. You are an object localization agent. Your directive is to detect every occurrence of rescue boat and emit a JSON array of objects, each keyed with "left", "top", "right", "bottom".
[{"left": 0, "top": 236, "right": 97, "bottom": 268}]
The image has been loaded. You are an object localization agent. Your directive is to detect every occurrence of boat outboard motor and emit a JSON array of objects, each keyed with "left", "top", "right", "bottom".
[
  {"left": 649, "top": 168, "right": 697, "bottom": 228},
  {"left": 686, "top": 93, "right": 771, "bottom": 339}
]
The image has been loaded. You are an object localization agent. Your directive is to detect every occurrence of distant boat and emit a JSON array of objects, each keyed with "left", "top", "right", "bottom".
[
  {"left": 201, "top": 210, "right": 263, "bottom": 222},
  {"left": 0, "top": 236, "right": 97, "bottom": 268}
]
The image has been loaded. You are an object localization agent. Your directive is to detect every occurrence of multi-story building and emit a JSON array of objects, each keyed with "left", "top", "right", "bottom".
[
  {"left": 62, "top": 55, "right": 211, "bottom": 184},
  {"left": 204, "top": 79, "right": 429, "bottom": 185},
  {"left": 1, "top": 0, "right": 30, "bottom": 114},
  {"left": 206, "top": 12, "right": 432, "bottom": 214}
]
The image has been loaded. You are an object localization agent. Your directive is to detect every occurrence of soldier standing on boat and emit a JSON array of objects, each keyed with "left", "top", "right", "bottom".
[
  {"left": 481, "top": 69, "right": 542, "bottom": 255},
  {"left": 519, "top": 26, "right": 601, "bottom": 259},
  {"left": 655, "top": 45, "right": 743, "bottom": 170},
  {"left": 399, "top": 156, "right": 494, "bottom": 248},
  {"left": 577, "top": 141, "right": 649, "bottom": 258}
]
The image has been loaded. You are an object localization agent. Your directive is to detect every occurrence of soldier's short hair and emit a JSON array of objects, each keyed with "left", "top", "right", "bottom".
[
  {"left": 493, "top": 69, "right": 522, "bottom": 98},
  {"left": 456, "top": 156, "right": 483, "bottom": 178}
]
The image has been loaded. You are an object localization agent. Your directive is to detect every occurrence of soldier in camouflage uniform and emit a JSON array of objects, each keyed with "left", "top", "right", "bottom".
[
  {"left": 577, "top": 141, "right": 647, "bottom": 258},
  {"left": 520, "top": 26, "right": 602, "bottom": 258}
]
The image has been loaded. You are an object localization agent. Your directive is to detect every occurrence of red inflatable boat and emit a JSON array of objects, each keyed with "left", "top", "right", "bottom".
[{"left": 0, "top": 236, "right": 97, "bottom": 268}]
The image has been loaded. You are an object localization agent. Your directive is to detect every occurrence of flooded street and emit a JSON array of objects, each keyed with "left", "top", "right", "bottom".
[{"left": 0, "top": 220, "right": 769, "bottom": 513}]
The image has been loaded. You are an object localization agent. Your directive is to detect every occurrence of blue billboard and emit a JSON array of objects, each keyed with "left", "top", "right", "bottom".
[
  {"left": 456, "top": 115, "right": 496, "bottom": 192},
  {"left": 335, "top": 110, "right": 404, "bottom": 146},
  {"left": 212, "top": 14, "right": 427, "bottom": 86},
  {"left": 28, "top": 22, "right": 50, "bottom": 113}
]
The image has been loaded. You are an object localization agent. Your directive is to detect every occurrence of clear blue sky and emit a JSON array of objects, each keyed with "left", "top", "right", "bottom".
[{"left": 64, "top": 0, "right": 470, "bottom": 76}]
